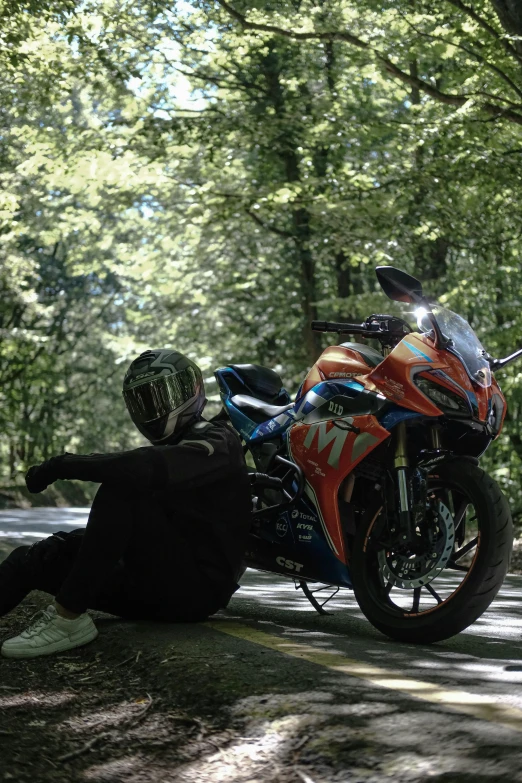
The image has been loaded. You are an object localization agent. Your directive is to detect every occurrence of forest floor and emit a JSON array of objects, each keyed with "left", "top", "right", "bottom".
[
  {"left": 0, "top": 594, "right": 266, "bottom": 783},
  {"left": 2, "top": 578, "right": 522, "bottom": 783}
]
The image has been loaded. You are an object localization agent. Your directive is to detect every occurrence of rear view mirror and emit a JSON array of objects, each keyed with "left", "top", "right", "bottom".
[{"left": 376, "top": 266, "right": 424, "bottom": 304}]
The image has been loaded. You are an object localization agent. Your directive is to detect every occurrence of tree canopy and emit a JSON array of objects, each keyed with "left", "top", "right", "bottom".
[{"left": 2, "top": 0, "right": 522, "bottom": 512}]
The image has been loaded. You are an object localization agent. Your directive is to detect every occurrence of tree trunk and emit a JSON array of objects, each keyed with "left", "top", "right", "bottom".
[
  {"left": 262, "top": 42, "right": 322, "bottom": 364},
  {"left": 292, "top": 206, "right": 321, "bottom": 361},
  {"left": 8, "top": 440, "right": 16, "bottom": 479},
  {"left": 491, "top": 0, "right": 522, "bottom": 58},
  {"left": 409, "top": 59, "right": 449, "bottom": 286}
]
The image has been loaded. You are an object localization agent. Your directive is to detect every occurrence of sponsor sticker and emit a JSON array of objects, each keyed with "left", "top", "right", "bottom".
[
  {"left": 328, "top": 400, "right": 344, "bottom": 416},
  {"left": 276, "top": 556, "right": 304, "bottom": 573},
  {"left": 382, "top": 376, "right": 405, "bottom": 401},
  {"left": 303, "top": 421, "right": 350, "bottom": 469},
  {"left": 276, "top": 520, "right": 288, "bottom": 538},
  {"left": 291, "top": 510, "right": 315, "bottom": 523}
]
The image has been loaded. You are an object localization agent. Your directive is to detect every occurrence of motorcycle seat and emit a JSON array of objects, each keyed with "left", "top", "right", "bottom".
[
  {"left": 231, "top": 394, "right": 294, "bottom": 422},
  {"left": 340, "top": 342, "right": 383, "bottom": 368},
  {"left": 230, "top": 364, "right": 286, "bottom": 402}
]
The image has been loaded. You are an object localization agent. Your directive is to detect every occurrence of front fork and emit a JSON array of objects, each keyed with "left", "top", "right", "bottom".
[
  {"left": 394, "top": 422, "right": 412, "bottom": 540},
  {"left": 394, "top": 423, "right": 441, "bottom": 541}
]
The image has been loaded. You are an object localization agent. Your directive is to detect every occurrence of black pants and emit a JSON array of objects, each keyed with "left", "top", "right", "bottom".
[{"left": 0, "top": 484, "right": 228, "bottom": 621}]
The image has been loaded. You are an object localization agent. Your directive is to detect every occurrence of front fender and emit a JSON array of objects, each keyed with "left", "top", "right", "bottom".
[{"left": 417, "top": 450, "right": 479, "bottom": 471}]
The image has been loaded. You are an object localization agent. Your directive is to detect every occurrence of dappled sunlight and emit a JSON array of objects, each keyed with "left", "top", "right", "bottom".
[
  {"left": 0, "top": 690, "right": 76, "bottom": 709},
  {"left": 235, "top": 569, "right": 361, "bottom": 616},
  {"left": 172, "top": 678, "right": 522, "bottom": 783},
  {"left": 223, "top": 568, "right": 522, "bottom": 723},
  {"left": 209, "top": 617, "right": 522, "bottom": 741},
  {"left": 412, "top": 656, "right": 522, "bottom": 684},
  {"left": 2, "top": 585, "right": 522, "bottom": 782},
  {"left": 83, "top": 755, "right": 142, "bottom": 781},
  {"left": 61, "top": 699, "right": 151, "bottom": 734},
  {"left": 233, "top": 568, "right": 522, "bottom": 653},
  {"left": 174, "top": 717, "right": 300, "bottom": 783}
]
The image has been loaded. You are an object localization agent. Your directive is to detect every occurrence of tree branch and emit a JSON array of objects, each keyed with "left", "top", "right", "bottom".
[
  {"left": 398, "top": 9, "right": 522, "bottom": 103},
  {"left": 215, "top": 0, "right": 522, "bottom": 125},
  {"left": 216, "top": 0, "right": 370, "bottom": 49},
  {"left": 444, "top": 0, "right": 522, "bottom": 66},
  {"left": 245, "top": 208, "right": 293, "bottom": 238}
]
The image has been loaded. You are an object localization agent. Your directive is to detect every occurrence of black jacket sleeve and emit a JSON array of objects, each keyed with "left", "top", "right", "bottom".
[{"left": 53, "top": 421, "right": 245, "bottom": 491}]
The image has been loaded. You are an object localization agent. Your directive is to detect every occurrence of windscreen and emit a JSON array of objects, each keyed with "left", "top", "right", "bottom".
[{"left": 417, "top": 306, "right": 491, "bottom": 388}]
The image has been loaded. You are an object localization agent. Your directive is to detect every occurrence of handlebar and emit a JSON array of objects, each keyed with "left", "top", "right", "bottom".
[
  {"left": 311, "top": 320, "right": 369, "bottom": 335},
  {"left": 311, "top": 315, "right": 411, "bottom": 343}
]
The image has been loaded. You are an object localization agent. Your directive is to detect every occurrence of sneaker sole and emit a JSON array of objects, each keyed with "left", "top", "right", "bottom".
[{"left": 1, "top": 626, "right": 99, "bottom": 659}]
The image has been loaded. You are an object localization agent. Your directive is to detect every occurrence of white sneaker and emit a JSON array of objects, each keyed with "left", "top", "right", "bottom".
[{"left": 1, "top": 604, "right": 98, "bottom": 659}]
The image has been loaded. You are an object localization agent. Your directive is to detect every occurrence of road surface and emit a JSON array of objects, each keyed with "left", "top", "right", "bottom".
[{"left": 1, "top": 508, "right": 522, "bottom": 781}]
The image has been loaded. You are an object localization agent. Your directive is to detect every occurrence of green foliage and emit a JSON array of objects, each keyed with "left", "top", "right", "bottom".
[{"left": 2, "top": 0, "right": 522, "bottom": 518}]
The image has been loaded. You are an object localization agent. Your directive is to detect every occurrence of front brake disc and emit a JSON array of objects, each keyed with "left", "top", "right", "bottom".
[{"left": 377, "top": 502, "right": 455, "bottom": 590}]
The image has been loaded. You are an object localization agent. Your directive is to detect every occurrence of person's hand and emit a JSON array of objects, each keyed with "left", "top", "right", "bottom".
[{"left": 25, "top": 458, "right": 60, "bottom": 494}]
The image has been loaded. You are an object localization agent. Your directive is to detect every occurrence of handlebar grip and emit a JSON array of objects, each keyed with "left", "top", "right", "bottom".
[{"left": 311, "top": 320, "right": 366, "bottom": 334}]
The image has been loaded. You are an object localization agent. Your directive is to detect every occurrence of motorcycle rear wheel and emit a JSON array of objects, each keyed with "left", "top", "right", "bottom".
[{"left": 350, "top": 461, "right": 513, "bottom": 644}]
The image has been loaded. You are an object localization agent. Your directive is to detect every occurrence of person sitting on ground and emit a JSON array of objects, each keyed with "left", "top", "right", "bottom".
[{"left": 0, "top": 350, "right": 252, "bottom": 659}]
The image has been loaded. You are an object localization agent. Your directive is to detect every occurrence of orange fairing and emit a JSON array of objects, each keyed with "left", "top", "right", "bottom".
[
  {"left": 300, "top": 345, "right": 375, "bottom": 398},
  {"left": 359, "top": 332, "right": 488, "bottom": 420},
  {"left": 289, "top": 415, "right": 390, "bottom": 563},
  {"left": 361, "top": 333, "right": 445, "bottom": 417}
]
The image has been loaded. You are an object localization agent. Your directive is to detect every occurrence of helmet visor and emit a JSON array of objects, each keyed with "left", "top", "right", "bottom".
[{"left": 123, "top": 367, "right": 200, "bottom": 424}]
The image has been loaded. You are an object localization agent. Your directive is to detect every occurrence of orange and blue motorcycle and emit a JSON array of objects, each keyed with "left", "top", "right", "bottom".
[{"left": 215, "top": 267, "right": 516, "bottom": 642}]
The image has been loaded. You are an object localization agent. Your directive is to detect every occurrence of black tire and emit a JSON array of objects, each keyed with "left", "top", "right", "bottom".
[{"left": 350, "top": 461, "right": 513, "bottom": 644}]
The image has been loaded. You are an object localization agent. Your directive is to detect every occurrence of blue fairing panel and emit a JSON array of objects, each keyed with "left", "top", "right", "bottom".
[
  {"left": 224, "top": 398, "right": 258, "bottom": 440},
  {"left": 378, "top": 408, "right": 422, "bottom": 430},
  {"left": 249, "top": 379, "right": 367, "bottom": 442},
  {"left": 249, "top": 496, "right": 353, "bottom": 587},
  {"left": 219, "top": 367, "right": 424, "bottom": 442}
]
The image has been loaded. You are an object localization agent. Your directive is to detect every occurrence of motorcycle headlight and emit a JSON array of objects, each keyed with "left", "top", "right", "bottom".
[{"left": 415, "top": 378, "right": 470, "bottom": 415}]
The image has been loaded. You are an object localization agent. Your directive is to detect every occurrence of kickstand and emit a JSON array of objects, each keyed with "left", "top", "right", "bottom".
[{"left": 296, "top": 580, "right": 340, "bottom": 615}]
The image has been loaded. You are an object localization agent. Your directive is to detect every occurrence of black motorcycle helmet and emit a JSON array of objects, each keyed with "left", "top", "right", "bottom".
[{"left": 122, "top": 349, "right": 206, "bottom": 443}]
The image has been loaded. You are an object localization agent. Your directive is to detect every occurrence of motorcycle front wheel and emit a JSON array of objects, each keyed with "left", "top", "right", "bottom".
[{"left": 350, "top": 461, "right": 513, "bottom": 644}]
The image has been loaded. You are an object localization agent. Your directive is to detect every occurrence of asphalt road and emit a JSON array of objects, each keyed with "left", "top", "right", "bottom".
[
  {"left": 0, "top": 506, "right": 91, "bottom": 548},
  {"left": 2, "top": 508, "right": 522, "bottom": 781}
]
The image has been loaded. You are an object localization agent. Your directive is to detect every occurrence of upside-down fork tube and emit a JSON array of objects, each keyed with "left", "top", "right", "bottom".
[{"left": 394, "top": 421, "right": 413, "bottom": 540}]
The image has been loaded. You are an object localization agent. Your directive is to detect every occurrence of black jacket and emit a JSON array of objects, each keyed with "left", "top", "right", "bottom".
[{"left": 53, "top": 420, "right": 252, "bottom": 581}]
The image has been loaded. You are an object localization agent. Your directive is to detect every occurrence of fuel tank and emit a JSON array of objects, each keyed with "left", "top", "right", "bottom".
[{"left": 301, "top": 344, "right": 379, "bottom": 398}]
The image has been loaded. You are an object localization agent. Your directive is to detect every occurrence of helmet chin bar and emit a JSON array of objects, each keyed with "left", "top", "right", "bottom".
[
  {"left": 140, "top": 395, "right": 203, "bottom": 444},
  {"left": 137, "top": 412, "right": 169, "bottom": 442},
  {"left": 158, "top": 409, "right": 181, "bottom": 442}
]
